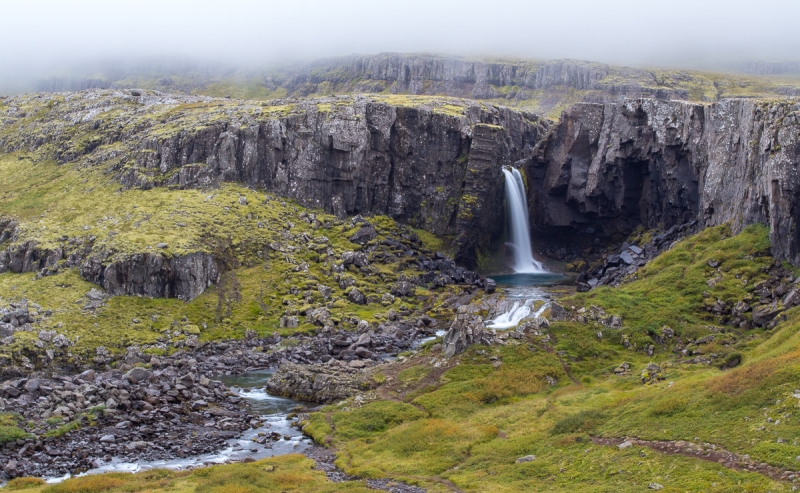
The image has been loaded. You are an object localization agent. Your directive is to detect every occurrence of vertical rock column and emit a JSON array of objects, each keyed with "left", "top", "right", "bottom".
[{"left": 455, "top": 124, "right": 508, "bottom": 268}]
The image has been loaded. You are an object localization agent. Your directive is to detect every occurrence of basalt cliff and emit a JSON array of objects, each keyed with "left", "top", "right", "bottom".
[
  {"left": 1, "top": 91, "right": 799, "bottom": 302},
  {"left": 530, "top": 98, "right": 800, "bottom": 264},
  {"left": 0, "top": 92, "right": 547, "bottom": 295}
]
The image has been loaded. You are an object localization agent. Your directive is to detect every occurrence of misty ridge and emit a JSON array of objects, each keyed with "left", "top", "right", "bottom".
[{"left": 2, "top": 0, "right": 800, "bottom": 111}]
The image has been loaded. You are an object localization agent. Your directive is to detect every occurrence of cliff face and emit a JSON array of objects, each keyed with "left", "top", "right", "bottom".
[
  {"left": 0, "top": 91, "right": 549, "bottom": 289},
  {"left": 530, "top": 98, "right": 800, "bottom": 263}
]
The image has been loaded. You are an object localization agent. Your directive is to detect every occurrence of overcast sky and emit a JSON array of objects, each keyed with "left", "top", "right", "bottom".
[{"left": 2, "top": 0, "right": 799, "bottom": 80}]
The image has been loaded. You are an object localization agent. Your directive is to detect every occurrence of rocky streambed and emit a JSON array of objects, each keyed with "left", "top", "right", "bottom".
[
  {"left": 0, "top": 270, "right": 572, "bottom": 484},
  {"left": 0, "top": 307, "right": 451, "bottom": 481}
]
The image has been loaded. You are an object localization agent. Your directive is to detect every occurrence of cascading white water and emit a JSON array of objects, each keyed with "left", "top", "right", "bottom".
[
  {"left": 487, "top": 298, "right": 550, "bottom": 329},
  {"left": 502, "top": 168, "right": 545, "bottom": 273}
]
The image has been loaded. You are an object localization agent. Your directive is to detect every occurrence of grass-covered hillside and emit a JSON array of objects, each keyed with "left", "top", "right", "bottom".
[
  {"left": 0, "top": 149, "right": 459, "bottom": 364},
  {"left": 10, "top": 225, "right": 800, "bottom": 491}
]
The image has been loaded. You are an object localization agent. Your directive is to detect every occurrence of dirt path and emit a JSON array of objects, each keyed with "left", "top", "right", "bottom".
[{"left": 593, "top": 436, "right": 800, "bottom": 483}]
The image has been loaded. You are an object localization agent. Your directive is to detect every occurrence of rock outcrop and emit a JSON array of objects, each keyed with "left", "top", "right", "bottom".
[
  {"left": 531, "top": 98, "right": 800, "bottom": 264},
  {"left": 0, "top": 92, "right": 548, "bottom": 270},
  {"left": 80, "top": 252, "right": 221, "bottom": 301},
  {"left": 265, "top": 362, "right": 370, "bottom": 403},
  {"left": 443, "top": 305, "right": 492, "bottom": 358}
]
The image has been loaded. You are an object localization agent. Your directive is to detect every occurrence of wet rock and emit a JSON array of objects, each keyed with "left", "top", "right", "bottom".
[{"left": 485, "top": 278, "right": 497, "bottom": 294}]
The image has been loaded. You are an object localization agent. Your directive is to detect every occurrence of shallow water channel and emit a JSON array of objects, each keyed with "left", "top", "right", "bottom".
[{"left": 46, "top": 370, "right": 312, "bottom": 483}]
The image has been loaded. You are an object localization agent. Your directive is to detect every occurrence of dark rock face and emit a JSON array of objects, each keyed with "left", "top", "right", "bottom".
[
  {"left": 115, "top": 99, "right": 546, "bottom": 267},
  {"left": 0, "top": 92, "right": 548, "bottom": 272},
  {"left": 80, "top": 252, "right": 220, "bottom": 301},
  {"left": 531, "top": 98, "right": 800, "bottom": 264},
  {"left": 0, "top": 241, "right": 62, "bottom": 275}
]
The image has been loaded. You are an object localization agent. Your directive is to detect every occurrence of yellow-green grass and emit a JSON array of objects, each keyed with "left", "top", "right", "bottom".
[
  {"left": 570, "top": 223, "right": 772, "bottom": 343},
  {"left": 292, "top": 225, "right": 800, "bottom": 491},
  {"left": 0, "top": 413, "right": 30, "bottom": 445},
  {"left": 5, "top": 454, "right": 375, "bottom": 492},
  {"left": 0, "top": 153, "right": 450, "bottom": 358}
]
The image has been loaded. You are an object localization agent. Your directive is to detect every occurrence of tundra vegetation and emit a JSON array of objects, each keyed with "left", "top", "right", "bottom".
[
  {"left": 2, "top": 83, "right": 800, "bottom": 490},
  {"left": 5, "top": 198, "right": 800, "bottom": 491}
]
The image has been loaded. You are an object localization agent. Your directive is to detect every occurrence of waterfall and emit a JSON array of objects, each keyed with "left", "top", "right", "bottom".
[{"left": 502, "top": 168, "right": 545, "bottom": 273}]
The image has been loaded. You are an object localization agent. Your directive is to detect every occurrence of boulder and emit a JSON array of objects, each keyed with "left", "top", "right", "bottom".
[{"left": 124, "top": 367, "right": 152, "bottom": 384}]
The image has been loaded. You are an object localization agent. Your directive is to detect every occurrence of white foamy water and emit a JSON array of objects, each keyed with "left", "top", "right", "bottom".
[
  {"left": 502, "top": 168, "right": 545, "bottom": 274},
  {"left": 484, "top": 273, "right": 564, "bottom": 330}
]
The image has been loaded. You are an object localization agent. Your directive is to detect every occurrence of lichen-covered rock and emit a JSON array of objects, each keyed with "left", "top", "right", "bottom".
[
  {"left": 641, "top": 363, "right": 665, "bottom": 384},
  {"left": 265, "top": 362, "right": 370, "bottom": 403}
]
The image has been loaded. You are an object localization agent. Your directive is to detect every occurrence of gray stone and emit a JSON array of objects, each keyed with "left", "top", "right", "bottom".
[
  {"left": 24, "top": 379, "right": 39, "bottom": 392},
  {"left": 348, "top": 288, "right": 366, "bottom": 305},
  {"left": 349, "top": 224, "right": 377, "bottom": 245},
  {"left": 124, "top": 367, "right": 152, "bottom": 384}
]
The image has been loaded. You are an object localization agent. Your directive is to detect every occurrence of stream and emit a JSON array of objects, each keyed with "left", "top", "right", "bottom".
[
  {"left": 45, "top": 370, "right": 312, "bottom": 483},
  {"left": 42, "top": 274, "right": 571, "bottom": 484},
  {"left": 486, "top": 273, "right": 568, "bottom": 329}
]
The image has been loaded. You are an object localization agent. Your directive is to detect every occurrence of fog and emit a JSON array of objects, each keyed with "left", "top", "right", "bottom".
[{"left": 2, "top": 0, "right": 800, "bottom": 87}]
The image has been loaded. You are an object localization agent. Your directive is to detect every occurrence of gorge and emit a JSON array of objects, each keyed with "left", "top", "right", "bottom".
[{"left": 2, "top": 84, "right": 800, "bottom": 492}]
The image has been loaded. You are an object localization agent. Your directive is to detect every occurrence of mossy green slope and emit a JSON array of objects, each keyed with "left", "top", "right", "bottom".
[
  {"left": 295, "top": 224, "right": 800, "bottom": 492},
  {"left": 0, "top": 152, "right": 454, "bottom": 363}
]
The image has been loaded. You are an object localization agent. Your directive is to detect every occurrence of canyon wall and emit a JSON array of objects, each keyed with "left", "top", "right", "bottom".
[
  {"left": 0, "top": 92, "right": 549, "bottom": 291},
  {"left": 3, "top": 90, "right": 800, "bottom": 301},
  {"left": 529, "top": 98, "right": 800, "bottom": 263}
]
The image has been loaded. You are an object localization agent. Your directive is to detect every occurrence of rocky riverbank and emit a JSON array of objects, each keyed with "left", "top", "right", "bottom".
[{"left": 0, "top": 287, "right": 467, "bottom": 480}]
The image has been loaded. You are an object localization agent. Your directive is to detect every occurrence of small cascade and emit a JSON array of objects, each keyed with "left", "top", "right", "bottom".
[
  {"left": 487, "top": 298, "right": 549, "bottom": 329},
  {"left": 502, "top": 168, "right": 545, "bottom": 273}
]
